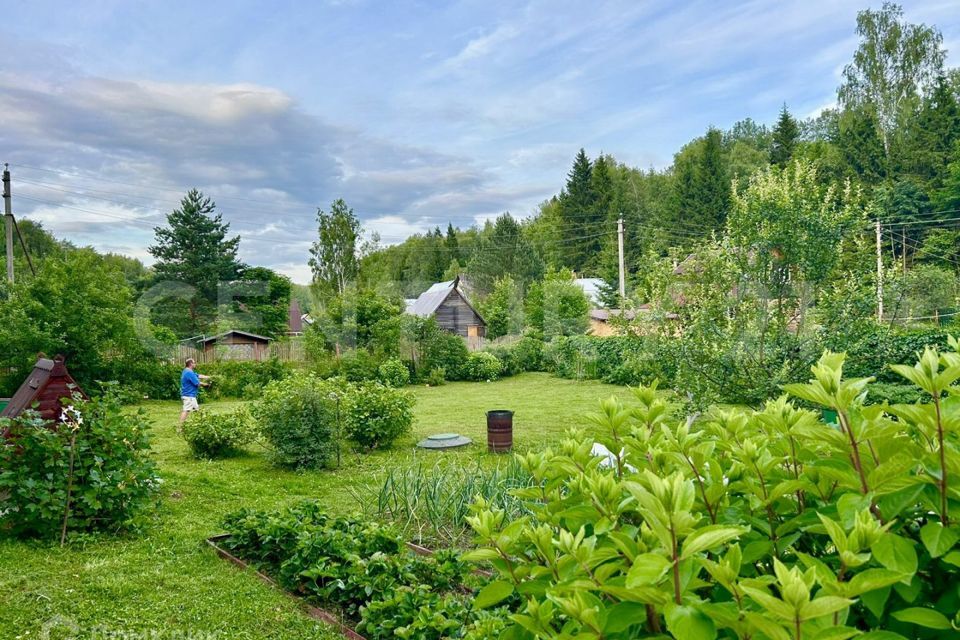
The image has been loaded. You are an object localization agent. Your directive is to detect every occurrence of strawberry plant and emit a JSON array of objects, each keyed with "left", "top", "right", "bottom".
[{"left": 219, "top": 501, "right": 487, "bottom": 636}]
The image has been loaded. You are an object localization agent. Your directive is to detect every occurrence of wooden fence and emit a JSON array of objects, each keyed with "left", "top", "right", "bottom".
[{"left": 170, "top": 339, "right": 307, "bottom": 364}]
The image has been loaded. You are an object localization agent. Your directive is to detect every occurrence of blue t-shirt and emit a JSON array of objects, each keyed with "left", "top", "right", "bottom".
[{"left": 181, "top": 369, "right": 201, "bottom": 398}]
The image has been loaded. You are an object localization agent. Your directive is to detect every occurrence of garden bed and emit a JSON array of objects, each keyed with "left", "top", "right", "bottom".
[
  {"left": 206, "top": 534, "right": 366, "bottom": 640},
  {"left": 206, "top": 503, "right": 496, "bottom": 639}
]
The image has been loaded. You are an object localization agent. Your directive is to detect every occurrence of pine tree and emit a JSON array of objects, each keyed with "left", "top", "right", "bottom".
[
  {"left": 466, "top": 213, "right": 544, "bottom": 294},
  {"left": 770, "top": 104, "right": 800, "bottom": 167},
  {"left": 901, "top": 75, "right": 960, "bottom": 188},
  {"left": 557, "top": 149, "right": 596, "bottom": 272},
  {"left": 428, "top": 227, "right": 447, "bottom": 281},
  {"left": 673, "top": 129, "right": 731, "bottom": 235},
  {"left": 936, "top": 140, "right": 960, "bottom": 214},
  {"left": 583, "top": 155, "right": 615, "bottom": 272},
  {"left": 838, "top": 107, "right": 887, "bottom": 184},
  {"left": 697, "top": 128, "right": 731, "bottom": 229},
  {"left": 445, "top": 223, "right": 460, "bottom": 263},
  {"left": 149, "top": 189, "right": 243, "bottom": 337}
]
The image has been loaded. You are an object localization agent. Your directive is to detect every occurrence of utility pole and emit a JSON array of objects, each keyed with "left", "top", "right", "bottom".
[
  {"left": 617, "top": 216, "right": 626, "bottom": 304},
  {"left": 875, "top": 220, "right": 883, "bottom": 322},
  {"left": 3, "top": 164, "right": 13, "bottom": 284}
]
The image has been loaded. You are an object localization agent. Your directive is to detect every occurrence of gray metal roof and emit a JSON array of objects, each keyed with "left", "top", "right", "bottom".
[
  {"left": 199, "top": 329, "right": 272, "bottom": 344},
  {"left": 405, "top": 280, "right": 457, "bottom": 318}
]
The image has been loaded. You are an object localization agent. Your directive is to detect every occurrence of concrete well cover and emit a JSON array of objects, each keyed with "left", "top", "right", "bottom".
[{"left": 417, "top": 433, "right": 472, "bottom": 450}]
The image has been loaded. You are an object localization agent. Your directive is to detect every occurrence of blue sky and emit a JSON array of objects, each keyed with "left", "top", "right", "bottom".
[{"left": 1, "top": 0, "right": 957, "bottom": 283}]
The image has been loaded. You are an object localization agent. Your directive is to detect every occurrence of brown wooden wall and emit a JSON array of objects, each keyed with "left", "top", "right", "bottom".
[{"left": 434, "top": 290, "right": 485, "bottom": 337}]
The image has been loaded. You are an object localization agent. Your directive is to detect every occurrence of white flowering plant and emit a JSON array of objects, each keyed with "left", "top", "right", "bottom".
[{"left": 0, "top": 392, "right": 160, "bottom": 538}]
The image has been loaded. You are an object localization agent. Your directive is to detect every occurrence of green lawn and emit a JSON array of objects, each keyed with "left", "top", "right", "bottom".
[{"left": 0, "top": 373, "right": 629, "bottom": 640}]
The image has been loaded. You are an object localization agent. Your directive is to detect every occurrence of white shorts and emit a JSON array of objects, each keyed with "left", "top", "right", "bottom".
[{"left": 182, "top": 396, "right": 199, "bottom": 412}]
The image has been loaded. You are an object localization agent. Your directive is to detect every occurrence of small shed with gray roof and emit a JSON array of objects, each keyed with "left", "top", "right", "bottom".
[{"left": 405, "top": 277, "right": 486, "bottom": 338}]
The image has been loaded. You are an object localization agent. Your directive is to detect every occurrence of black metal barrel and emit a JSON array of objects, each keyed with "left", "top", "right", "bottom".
[{"left": 486, "top": 410, "right": 514, "bottom": 453}]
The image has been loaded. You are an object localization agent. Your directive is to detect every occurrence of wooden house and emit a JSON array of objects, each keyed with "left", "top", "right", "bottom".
[
  {"left": 1, "top": 356, "right": 87, "bottom": 425},
  {"left": 406, "top": 277, "right": 486, "bottom": 339},
  {"left": 199, "top": 330, "right": 272, "bottom": 361}
]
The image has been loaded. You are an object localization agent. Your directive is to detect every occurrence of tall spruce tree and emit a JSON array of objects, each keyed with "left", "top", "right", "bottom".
[
  {"left": 148, "top": 189, "right": 242, "bottom": 337},
  {"left": 838, "top": 107, "right": 887, "bottom": 184},
  {"left": 770, "top": 104, "right": 800, "bottom": 167},
  {"left": 466, "top": 213, "right": 544, "bottom": 294},
  {"left": 445, "top": 223, "right": 460, "bottom": 263},
  {"left": 557, "top": 149, "right": 597, "bottom": 272},
  {"left": 902, "top": 75, "right": 960, "bottom": 187},
  {"left": 697, "top": 128, "right": 731, "bottom": 229}
]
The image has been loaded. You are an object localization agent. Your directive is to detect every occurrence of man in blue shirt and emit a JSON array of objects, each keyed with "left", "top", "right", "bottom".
[{"left": 179, "top": 358, "right": 210, "bottom": 426}]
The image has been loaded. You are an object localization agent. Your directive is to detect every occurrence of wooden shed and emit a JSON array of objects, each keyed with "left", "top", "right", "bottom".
[
  {"left": 406, "top": 277, "right": 486, "bottom": 339},
  {"left": 200, "top": 330, "right": 272, "bottom": 361},
  {"left": 1, "top": 355, "right": 87, "bottom": 424}
]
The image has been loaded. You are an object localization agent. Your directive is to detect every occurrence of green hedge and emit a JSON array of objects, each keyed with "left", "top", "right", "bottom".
[
  {"left": 543, "top": 335, "right": 678, "bottom": 387},
  {"left": 820, "top": 325, "right": 950, "bottom": 383},
  {"left": 196, "top": 359, "right": 299, "bottom": 399}
]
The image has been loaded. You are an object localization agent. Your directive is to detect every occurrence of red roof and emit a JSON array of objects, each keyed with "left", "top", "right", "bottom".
[{"left": 1, "top": 356, "right": 87, "bottom": 432}]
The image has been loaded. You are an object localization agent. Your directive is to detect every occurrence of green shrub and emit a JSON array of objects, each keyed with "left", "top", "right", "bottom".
[
  {"left": 463, "top": 352, "right": 503, "bottom": 381},
  {"left": 99, "top": 357, "right": 182, "bottom": 401},
  {"left": 865, "top": 381, "right": 926, "bottom": 405},
  {"left": 486, "top": 335, "right": 544, "bottom": 377},
  {"left": 253, "top": 373, "right": 345, "bottom": 469},
  {"left": 197, "top": 359, "right": 295, "bottom": 399},
  {"left": 181, "top": 407, "right": 258, "bottom": 458},
  {"left": 420, "top": 331, "right": 469, "bottom": 381},
  {"left": 337, "top": 349, "right": 380, "bottom": 382},
  {"left": 822, "top": 324, "right": 949, "bottom": 383},
  {"left": 0, "top": 393, "right": 160, "bottom": 538},
  {"left": 377, "top": 358, "right": 410, "bottom": 388},
  {"left": 426, "top": 367, "right": 446, "bottom": 386},
  {"left": 344, "top": 382, "right": 414, "bottom": 450},
  {"left": 460, "top": 349, "right": 960, "bottom": 637}
]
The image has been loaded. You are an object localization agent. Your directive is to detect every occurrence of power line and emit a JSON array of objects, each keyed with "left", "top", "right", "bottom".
[{"left": 885, "top": 229, "right": 960, "bottom": 270}]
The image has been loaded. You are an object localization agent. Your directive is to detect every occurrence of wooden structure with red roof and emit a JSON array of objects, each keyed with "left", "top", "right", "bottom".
[{"left": 0, "top": 355, "right": 86, "bottom": 424}]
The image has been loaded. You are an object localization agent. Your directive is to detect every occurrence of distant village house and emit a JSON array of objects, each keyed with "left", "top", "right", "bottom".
[
  {"left": 405, "top": 277, "right": 486, "bottom": 340},
  {"left": 199, "top": 330, "right": 272, "bottom": 361}
]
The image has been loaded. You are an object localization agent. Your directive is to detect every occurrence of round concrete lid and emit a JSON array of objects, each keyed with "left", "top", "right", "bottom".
[{"left": 417, "top": 433, "right": 472, "bottom": 449}]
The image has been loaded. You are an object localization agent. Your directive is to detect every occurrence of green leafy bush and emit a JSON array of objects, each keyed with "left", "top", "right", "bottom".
[
  {"left": 197, "top": 358, "right": 294, "bottom": 399},
  {"left": 463, "top": 352, "right": 503, "bottom": 381},
  {"left": 864, "top": 382, "right": 925, "bottom": 405},
  {"left": 100, "top": 357, "right": 182, "bottom": 401},
  {"left": 458, "top": 348, "right": 960, "bottom": 638},
  {"left": 344, "top": 382, "right": 414, "bottom": 450},
  {"left": 180, "top": 407, "right": 258, "bottom": 458},
  {"left": 487, "top": 335, "right": 545, "bottom": 376},
  {"left": 253, "top": 373, "right": 344, "bottom": 469},
  {"left": 822, "top": 324, "right": 949, "bottom": 383},
  {"left": 336, "top": 349, "right": 380, "bottom": 382},
  {"left": 377, "top": 357, "right": 411, "bottom": 388},
  {"left": 0, "top": 394, "right": 160, "bottom": 538},
  {"left": 426, "top": 367, "right": 447, "bottom": 386},
  {"left": 420, "top": 330, "right": 469, "bottom": 381}
]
